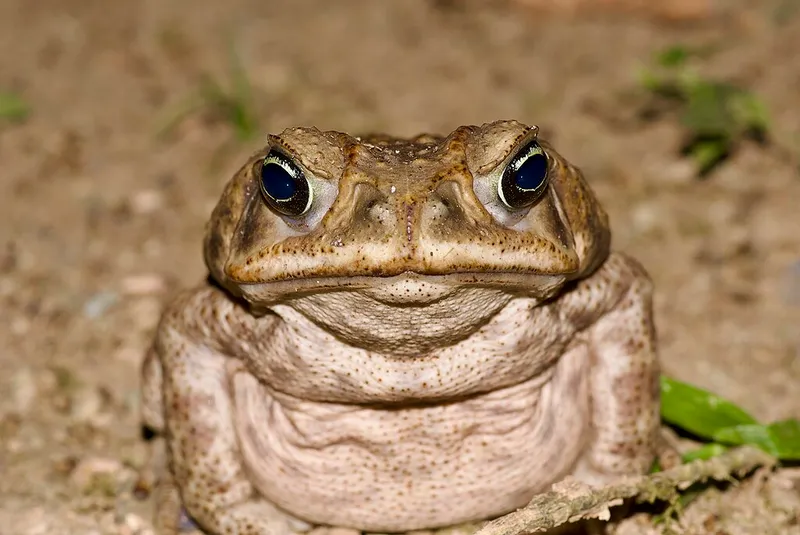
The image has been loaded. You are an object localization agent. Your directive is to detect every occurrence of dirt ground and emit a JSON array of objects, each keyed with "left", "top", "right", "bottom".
[{"left": 1, "top": 0, "right": 799, "bottom": 534}]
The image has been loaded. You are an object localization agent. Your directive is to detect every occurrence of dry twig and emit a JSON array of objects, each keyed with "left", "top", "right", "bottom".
[{"left": 475, "top": 446, "right": 775, "bottom": 535}]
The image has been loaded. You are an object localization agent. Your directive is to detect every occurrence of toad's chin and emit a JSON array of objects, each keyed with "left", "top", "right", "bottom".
[{"left": 358, "top": 274, "right": 461, "bottom": 305}]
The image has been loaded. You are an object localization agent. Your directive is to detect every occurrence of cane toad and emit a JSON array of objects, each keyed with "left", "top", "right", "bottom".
[{"left": 141, "top": 120, "right": 660, "bottom": 534}]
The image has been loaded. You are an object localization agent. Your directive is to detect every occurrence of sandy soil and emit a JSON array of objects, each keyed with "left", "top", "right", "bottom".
[{"left": 1, "top": 1, "right": 799, "bottom": 534}]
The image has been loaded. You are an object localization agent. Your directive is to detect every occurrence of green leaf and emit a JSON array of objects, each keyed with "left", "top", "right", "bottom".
[
  {"left": 636, "top": 67, "right": 663, "bottom": 92},
  {"left": 681, "top": 443, "right": 728, "bottom": 462},
  {"left": 729, "top": 90, "right": 770, "bottom": 133},
  {"left": 0, "top": 91, "right": 30, "bottom": 121},
  {"left": 660, "top": 376, "right": 758, "bottom": 439},
  {"left": 768, "top": 419, "right": 800, "bottom": 459},
  {"left": 689, "top": 138, "right": 729, "bottom": 174},
  {"left": 680, "top": 81, "right": 739, "bottom": 136},
  {"left": 656, "top": 45, "right": 690, "bottom": 68},
  {"left": 713, "top": 419, "right": 800, "bottom": 460}
]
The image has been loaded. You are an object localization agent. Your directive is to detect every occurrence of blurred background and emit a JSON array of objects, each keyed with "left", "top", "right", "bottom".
[{"left": 1, "top": 0, "right": 799, "bottom": 533}]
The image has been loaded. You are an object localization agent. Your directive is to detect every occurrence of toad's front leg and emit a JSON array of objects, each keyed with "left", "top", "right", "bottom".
[
  {"left": 560, "top": 252, "right": 661, "bottom": 484},
  {"left": 143, "top": 287, "right": 303, "bottom": 535}
]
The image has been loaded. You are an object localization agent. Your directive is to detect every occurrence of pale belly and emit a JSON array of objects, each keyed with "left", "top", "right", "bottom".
[{"left": 231, "top": 343, "right": 591, "bottom": 532}]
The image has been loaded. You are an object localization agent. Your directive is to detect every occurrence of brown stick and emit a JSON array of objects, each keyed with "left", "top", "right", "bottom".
[{"left": 475, "top": 446, "right": 776, "bottom": 535}]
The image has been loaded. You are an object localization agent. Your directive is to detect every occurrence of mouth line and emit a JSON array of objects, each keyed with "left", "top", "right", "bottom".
[{"left": 234, "top": 268, "right": 569, "bottom": 287}]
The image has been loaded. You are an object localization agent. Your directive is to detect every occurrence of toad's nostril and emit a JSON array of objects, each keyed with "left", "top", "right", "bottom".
[
  {"left": 368, "top": 201, "right": 392, "bottom": 227},
  {"left": 352, "top": 183, "right": 393, "bottom": 229},
  {"left": 426, "top": 196, "right": 451, "bottom": 222},
  {"left": 426, "top": 181, "right": 468, "bottom": 223}
]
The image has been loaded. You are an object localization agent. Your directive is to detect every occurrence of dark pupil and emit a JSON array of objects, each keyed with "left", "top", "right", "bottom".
[
  {"left": 515, "top": 152, "right": 547, "bottom": 190},
  {"left": 261, "top": 163, "right": 297, "bottom": 200},
  {"left": 500, "top": 145, "right": 549, "bottom": 210}
]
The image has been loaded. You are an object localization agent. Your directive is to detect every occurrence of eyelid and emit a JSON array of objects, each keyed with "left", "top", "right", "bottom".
[
  {"left": 510, "top": 142, "right": 545, "bottom": 171},
  {"left": 264, "top": 158, "right": 296, "bottom": 179},
  {"left": 263, "top": 150, "right": 299, "bottom": 173}
]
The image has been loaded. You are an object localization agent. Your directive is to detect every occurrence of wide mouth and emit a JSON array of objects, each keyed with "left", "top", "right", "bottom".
[{"left": 232, "top": 269, "right": 570, "bottom": 305}]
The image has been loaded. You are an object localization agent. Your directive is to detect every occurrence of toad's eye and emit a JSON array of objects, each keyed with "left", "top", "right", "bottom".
[
  {"left": 498, "top": 141, "right": 549, "bottom": 210},
  {"left": 259, "top": 150, "right": 313, "bottom": 217}
]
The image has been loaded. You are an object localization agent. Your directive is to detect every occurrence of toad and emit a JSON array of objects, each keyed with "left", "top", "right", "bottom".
[{"left": 141, "top": 120, "right": 660, "bottom": 534}]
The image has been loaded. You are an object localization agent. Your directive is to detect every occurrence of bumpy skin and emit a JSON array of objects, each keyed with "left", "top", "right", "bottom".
[{"left": 141, "top": 120, "right": 660, "bottom": 534}]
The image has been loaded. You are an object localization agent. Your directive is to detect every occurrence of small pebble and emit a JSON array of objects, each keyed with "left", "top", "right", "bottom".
[
  {"left": 130, "top": 189, "right": 165, "bottom": 215},
  {"left": 630, "top": 201, "right": 662, "bottom": 236},
  {"left": 69, "top": 456, "right": 125, "bottom": 492},
  {"left": 115, "top": 512, "right": 154, "bottom": 535},
  {"left": 83, "top": 291, "right": 118, "bottom": 319},
  {"left": 10, "top": 368, "right": 37, "bottom": 413},
  {"left": 69, "top": 386, "right": 104, "bottom": 423},
  {"left": 11, "top": 316, "right": 30, "bottom": 335},
  {"left": 120, "top": 273, "right": 167, "bottom": 296},
  {"left": 658, "top": 159, "right": 695, "bottom": 184}
]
